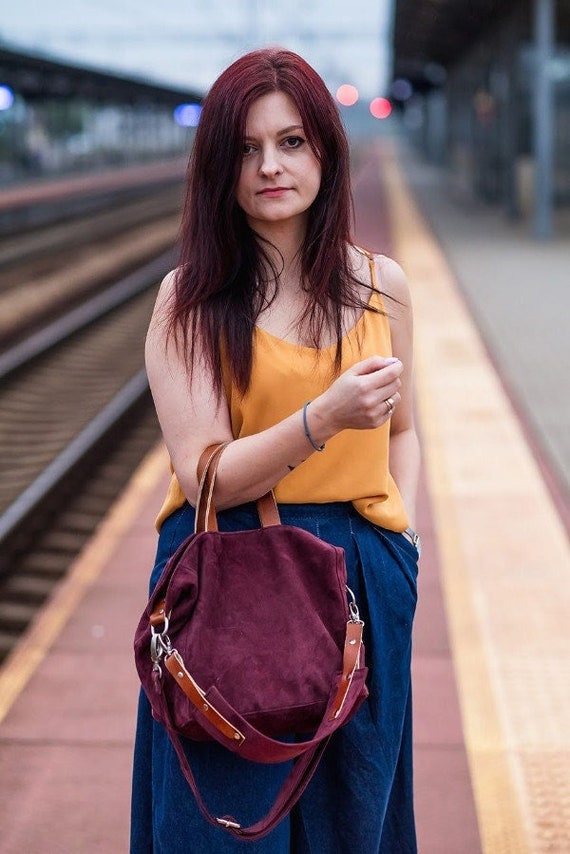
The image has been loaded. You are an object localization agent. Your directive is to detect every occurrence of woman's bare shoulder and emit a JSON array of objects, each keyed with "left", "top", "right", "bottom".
[
  {"left": 373, "top": 254, "right": 410, "bottom": 304},
  {"left": 157, "top": 267, "right": 179, "bottom": 301},
  {"left": 349, "top": 246, "right": 410, "bottom": 304},
  {"left": 149, "top": 268, "right": 180, "bottom": 325},
  {"left": 146, "top": 269, "right": 180, "bottom": 353}
]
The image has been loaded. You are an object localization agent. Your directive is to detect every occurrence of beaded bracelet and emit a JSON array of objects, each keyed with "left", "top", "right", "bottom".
[{"left": 302, "top": 401, "right": 325, "bottom": 452}]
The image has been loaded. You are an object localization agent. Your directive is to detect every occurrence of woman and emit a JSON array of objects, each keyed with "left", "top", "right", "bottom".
[{"left": 131, "top": 47, "right": 420, "bottom": 853}]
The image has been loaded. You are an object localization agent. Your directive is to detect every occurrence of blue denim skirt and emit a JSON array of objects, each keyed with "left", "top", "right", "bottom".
[{"left": 130, "top": 501, "right": 419, "bottom": 853}]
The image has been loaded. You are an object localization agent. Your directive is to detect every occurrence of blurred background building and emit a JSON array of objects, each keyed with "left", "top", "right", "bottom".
[
  {"left": 392, "top": 0, "right": 570, "bottom": 237},
  {"left": 0, "top": 0, "right": 388, "bottom": 183},
  {"left": 0, "top": 0, "right": 569, "bottom": 236}
]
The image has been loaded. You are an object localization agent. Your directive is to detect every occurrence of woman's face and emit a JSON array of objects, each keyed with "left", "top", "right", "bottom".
[{"left": 236, "top": 91, "right": 322, "bottom": 234}]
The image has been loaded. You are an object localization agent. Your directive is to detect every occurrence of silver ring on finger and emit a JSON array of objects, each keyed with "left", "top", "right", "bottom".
[{"left": 384, "top": 396, "right": 395, "bottom": 416}]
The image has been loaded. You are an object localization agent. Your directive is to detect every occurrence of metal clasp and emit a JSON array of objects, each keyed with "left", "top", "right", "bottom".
[
  {"left": 216, "top": 818, "right": 241, "bottom": 830},
  {"left": 346, "top": 585, "right": 363, "bottom": 624},
  {"left": 150, "top": 613, "right": 172, "bottom": 673}
]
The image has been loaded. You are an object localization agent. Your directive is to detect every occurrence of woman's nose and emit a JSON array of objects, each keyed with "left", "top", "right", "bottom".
[{"left": 259, "top": 147, "right": 283, "bottom": 176}]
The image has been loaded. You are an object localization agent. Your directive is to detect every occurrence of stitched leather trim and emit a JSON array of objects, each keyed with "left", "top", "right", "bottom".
[
  {"left": 164, "top": 651, "right": 245, "bottom": 745},
  {"left": 330, "top": 620, "right": 363, "bottom": 719}
]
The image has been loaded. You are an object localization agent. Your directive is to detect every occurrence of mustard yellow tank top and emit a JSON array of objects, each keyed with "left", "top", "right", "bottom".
[{"left": 155, "top": 252, "right": 409, "bottom": 532}]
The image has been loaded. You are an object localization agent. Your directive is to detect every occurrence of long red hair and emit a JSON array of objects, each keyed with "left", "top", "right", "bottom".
[{"left": 170, "top": 47, "right": 371, "bottom": 394}]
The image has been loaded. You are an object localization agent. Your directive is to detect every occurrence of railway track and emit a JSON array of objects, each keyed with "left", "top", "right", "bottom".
[
  {"left": 0, "top": 184, "right": 182, "bottom": 348},
  {"left": 0, "top": 190, "right": 178, "bottom": 663},
  {"left": 0, "top": 184, "right": 182, "bottom": 288}
]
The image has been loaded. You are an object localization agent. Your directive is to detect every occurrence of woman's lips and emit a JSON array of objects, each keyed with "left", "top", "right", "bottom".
[{"left": 258, "top": 187, "right": 290, "bottom": 197}]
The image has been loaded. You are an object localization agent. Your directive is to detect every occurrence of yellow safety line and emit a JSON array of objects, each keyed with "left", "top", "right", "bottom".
[
  {"left": 380, "top": 138, "right": 570, "bottom": 852},
  {"left": 0, "top": 442, "right": 169, "bottom": 724},
  {"left": 411, "top": 363, "right": 531, "bottom": 853}
]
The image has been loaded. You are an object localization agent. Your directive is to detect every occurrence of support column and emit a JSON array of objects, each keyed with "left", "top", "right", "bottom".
[{"left": 533, "top": 0, "right": 555, "bottom": 238}]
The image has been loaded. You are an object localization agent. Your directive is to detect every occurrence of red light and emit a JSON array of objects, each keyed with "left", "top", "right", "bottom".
[
  {"left": 336, "top": 84, "right": 359, "bottom": 106},
  {"left": 369, "top": 97, "right": 392, "bottom": 119}
]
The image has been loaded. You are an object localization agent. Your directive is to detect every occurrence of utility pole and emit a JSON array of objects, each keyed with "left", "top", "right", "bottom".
[{"left": 533, "top": 0, "right": 555, "bottom": 239}]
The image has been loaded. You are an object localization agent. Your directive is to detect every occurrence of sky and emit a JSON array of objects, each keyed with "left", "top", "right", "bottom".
[{"left": 0, "top": 0, "right": 393, "bottom": 99}]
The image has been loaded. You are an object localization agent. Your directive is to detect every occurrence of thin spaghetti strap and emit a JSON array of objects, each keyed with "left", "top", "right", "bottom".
[
  {"left": 367, "top": 254, "right": 379, "bottom": 292},
  {"left": 353, "top": 245, "right": 379, "bottom": 292}
]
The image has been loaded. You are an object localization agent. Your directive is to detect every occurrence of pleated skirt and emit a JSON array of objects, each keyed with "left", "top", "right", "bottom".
[{"left": 130, "top": 501, "right": 419, "bottom": 853}]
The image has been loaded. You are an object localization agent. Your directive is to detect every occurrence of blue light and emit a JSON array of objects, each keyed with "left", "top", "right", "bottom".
[
  {"left": 391, "top": 79, "right": 413, "bottom": 102},
  {"left": 174, "top": 103, "right": 202, "bottom": 127},
  {"left": 0, "top": 85, "right": 15, "bottom": 111}
]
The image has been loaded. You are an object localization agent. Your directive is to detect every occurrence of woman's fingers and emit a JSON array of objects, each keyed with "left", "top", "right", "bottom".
[
  {"left": 351, "top": 355, "right": 401, "bottom": 378},
  {"left": 379, "top": 391, "right": 401, "bottom": 419},
  {"left": 356, "top": 359, "right": 402, "bottom": 418},
  {"left": 321, "top": 357, "right": 404, "bottom": 431}
]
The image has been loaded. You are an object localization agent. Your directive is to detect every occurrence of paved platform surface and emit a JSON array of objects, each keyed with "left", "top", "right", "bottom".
[
  {"left": 0, "top": 139, "right": 568, "bottom": 853},
  {"left": 381, "top": 138, "right": 570, "bottom": 854},
  {"left": 399, "top": 143, "right": 570, "bottom": 508}
]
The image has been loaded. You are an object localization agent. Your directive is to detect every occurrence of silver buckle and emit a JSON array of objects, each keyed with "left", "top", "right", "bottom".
[{"left": 403, "top": 527, "right": 421, "bottom": 556}]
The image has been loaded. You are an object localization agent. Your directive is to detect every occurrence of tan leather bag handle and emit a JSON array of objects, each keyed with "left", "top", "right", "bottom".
[{"left": 195, "top": 442, "right": 280, "bottom": 533}]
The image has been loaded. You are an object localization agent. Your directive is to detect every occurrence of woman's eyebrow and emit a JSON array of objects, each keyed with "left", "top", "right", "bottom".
[
  {"left": 244, "top": 124, "right": 304, "bottom": 140},
  {"left": 278, "top": 124, "right": 304, "bottom": 134}
]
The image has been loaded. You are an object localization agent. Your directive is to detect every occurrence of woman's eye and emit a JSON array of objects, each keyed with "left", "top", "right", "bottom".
[
  {"left": 283, "top": 136, "right": 304, "bottom": 149},
  {"left": 243, "top": 143, "right": 256, "bottom": 156}
]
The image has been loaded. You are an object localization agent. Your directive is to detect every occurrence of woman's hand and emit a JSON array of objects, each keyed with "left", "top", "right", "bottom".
[{"left": 307, "top": 355, "right": 403, "bottom": 442}]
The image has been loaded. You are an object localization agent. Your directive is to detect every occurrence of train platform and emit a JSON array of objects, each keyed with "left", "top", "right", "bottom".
[{"left": 0, "top": 138, "right": 568, "bottom": 853}]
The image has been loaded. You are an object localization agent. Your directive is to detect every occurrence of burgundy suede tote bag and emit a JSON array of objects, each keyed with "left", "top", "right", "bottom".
[{"left": 134, "top": 443, "right": 368, "bottom": 841}]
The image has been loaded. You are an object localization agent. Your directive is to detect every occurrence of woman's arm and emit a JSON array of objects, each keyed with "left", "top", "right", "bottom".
[
  {"left": 378, "top": 256, "right": 421, "bottom": 527},
  {"left": 145, "top": 271, "right": 404, "bottom": 509}
]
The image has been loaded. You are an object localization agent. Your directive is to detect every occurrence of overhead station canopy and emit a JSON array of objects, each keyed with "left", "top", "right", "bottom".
[
  {"left": 392, "top": 0, "right": 523, "bottom": 91},
  {"left": 0, "top": 43, "right": 203, "bottom": 106}
]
